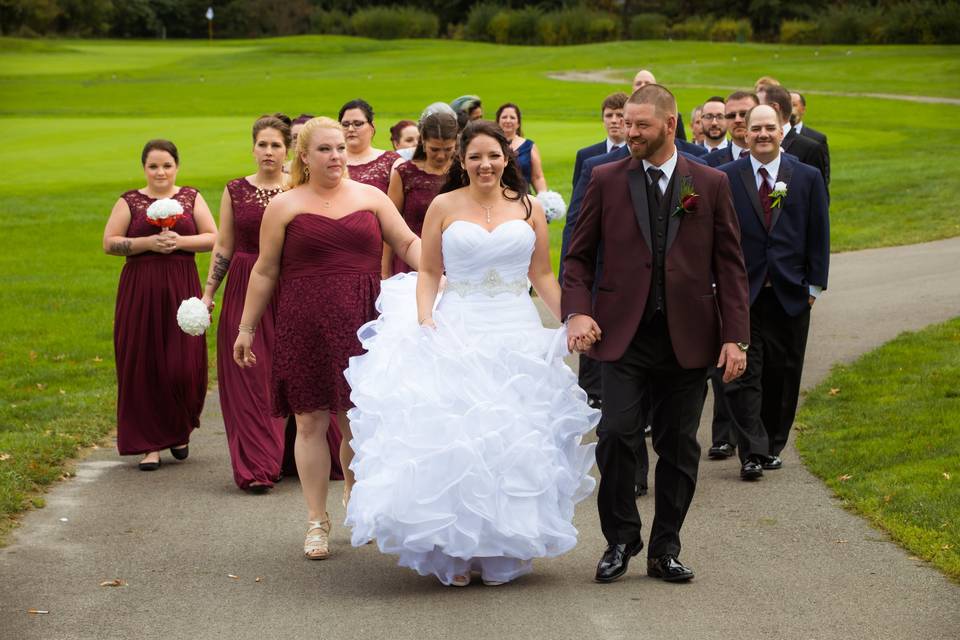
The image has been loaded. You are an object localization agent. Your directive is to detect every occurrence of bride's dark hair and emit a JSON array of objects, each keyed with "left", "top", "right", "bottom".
[{"left": 441, "top": 120, "right": 532, "bottom": 220}]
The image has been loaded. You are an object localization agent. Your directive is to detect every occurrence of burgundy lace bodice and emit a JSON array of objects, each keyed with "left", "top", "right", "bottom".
[
  {"left": 226, "top": 178, "right": 281, "bottom": 254},
  {"left": 348, "top": 150, "right": 400, "bottom": 193},
  {"left": 121, "top": 187, "right": 199, "bottom": 257},
  {"left": 396, "top": 161, "right": 446, "bottom": 237}
]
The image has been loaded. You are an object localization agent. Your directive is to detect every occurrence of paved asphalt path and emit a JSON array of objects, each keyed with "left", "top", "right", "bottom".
[{"left": 3, "top": 238, "right": 959, "bottom": 640}]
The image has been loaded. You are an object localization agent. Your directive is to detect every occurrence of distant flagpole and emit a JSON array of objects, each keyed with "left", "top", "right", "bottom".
[{"left": 206, "top": 7, "right": 214, "bottom": 42}]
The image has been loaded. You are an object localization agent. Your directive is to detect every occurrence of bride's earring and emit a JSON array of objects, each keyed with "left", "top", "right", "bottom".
[{"left": 304, "top": 165, "right": 310, "bottom": 177}]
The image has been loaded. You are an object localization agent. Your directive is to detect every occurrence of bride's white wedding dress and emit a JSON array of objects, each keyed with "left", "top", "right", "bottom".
[{"left": 344, "top": 218, "right": 598, "bottom": 585}]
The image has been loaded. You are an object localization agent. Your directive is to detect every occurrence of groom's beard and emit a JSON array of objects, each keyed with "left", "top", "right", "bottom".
[{"left": 628, "top": 124, "right": 668, "bottom": 161}]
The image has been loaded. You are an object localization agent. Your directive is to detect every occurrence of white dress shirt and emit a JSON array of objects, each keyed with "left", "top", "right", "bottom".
[
  {"left": 606, "top": 138, "right": 624, "bottom": 153},
  {"left": 730, "top": 140, "right": 748, "bottom": 160},
  {"left": 703, "top": 138, "right": 729, "bottom": 152}
]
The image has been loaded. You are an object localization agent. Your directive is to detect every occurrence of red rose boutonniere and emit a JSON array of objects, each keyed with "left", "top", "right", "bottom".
[{"left": 672, "top": 177, "right": 699, "bottom": 218}]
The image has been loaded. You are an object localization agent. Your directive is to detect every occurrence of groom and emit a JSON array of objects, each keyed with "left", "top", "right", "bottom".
[{"left": 563, "top": 84, "right": 750, "bottom": 583}]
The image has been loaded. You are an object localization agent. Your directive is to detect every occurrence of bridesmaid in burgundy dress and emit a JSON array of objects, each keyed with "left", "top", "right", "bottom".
[
  {"left": 201, "top": 115, "right": 310, "bottom": 493},
  {"left": 383, "top": 107, "right": 458, "bottom": 277},
  {"left": 339, "top": 99, "right": 401, "bottom": 193},
  {"left": 102, "top": 139, "right": 217, "bottom": 470},
  {"left": 234, "top": 117, "right": 420, "bottom": 560}
]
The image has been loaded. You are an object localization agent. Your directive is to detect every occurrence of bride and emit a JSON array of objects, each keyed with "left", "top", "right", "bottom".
[{"left": 344, "top": 120, "right": 599, "bottom": 586}]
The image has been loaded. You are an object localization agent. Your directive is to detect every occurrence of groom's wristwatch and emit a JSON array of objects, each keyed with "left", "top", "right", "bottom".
[{"left": 736, "top": 342, "right": 749, "bottom": 352}]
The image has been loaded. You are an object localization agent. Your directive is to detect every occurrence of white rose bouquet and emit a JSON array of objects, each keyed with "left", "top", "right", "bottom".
[
  {"left": 146, "top": 197, "right": 185, "bottom": 230},
  {"left": 177, "top": 297, "right": 211, "bottom": 336},
  {"left": 536, "top": 190, "right": 567, "bottom": 222}
]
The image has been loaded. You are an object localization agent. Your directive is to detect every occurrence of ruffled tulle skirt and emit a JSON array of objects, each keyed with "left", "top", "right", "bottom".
[{"left": 344, "top": 273, "right": 598, "bottom": 585}]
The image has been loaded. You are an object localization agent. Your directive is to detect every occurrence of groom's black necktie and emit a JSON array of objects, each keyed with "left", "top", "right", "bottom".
[{"left": 646, "top": 168, "right": 664, "bottom": 206}]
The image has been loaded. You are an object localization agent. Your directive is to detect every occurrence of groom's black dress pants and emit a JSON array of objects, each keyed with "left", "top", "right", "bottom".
[{"left": 598, "top": 313, "right": 706, "bottom": 558}]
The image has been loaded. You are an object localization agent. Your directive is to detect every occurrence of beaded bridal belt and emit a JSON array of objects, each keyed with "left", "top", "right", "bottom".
[{"left": 445, "top": 269, "right": 528, "bottom": 298}]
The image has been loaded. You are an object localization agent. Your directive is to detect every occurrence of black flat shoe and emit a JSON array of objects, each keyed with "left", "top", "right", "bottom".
[
  {"left": 762, "top": 455, "right": 783, "bottom": 470},
  {"left": 740, "top": 458, "right": 764, "bottom": 480},
  {"left": 647, "top": 554, "right": 694, "bottom": 582},
  {"left": 595, "top": 539, "right": 644, "bottom": 583},
  {"left": 170, "top": 445, "right": 189, "bottom": 461},
  {"left": 246, "top": 483, "right": 271, "bottom": 495},
  {"left": 708, "top": 442, "right": 735, "bottom": 459},
  {"left": 138, "top": 458, "right": 161, "bottom": 471}
]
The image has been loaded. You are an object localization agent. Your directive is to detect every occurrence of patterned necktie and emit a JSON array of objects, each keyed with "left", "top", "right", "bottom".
[
  {"left": 758, "top": 167, "right": 773, "bottom": 230},
  {"left": 646, "top": 167, "right": 664, "bottom": 205},
  {"left": 739, "top": 148, "right": 749, "bottom": 159}
]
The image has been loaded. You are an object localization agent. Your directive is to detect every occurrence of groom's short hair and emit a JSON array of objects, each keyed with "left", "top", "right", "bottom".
[{"left": 628, "top": 84, "right": 677, "bottom": 119}]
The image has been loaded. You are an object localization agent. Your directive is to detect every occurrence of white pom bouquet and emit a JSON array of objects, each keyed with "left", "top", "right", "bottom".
[
  {"left": 536, "top": 190, "right": 567, "bottom": 222},
  {"left": 177, "top": 297, "right": 211, "bottom": 336},
  {"left": 146, "top": 198, "right": 185, "bottom": 230}
]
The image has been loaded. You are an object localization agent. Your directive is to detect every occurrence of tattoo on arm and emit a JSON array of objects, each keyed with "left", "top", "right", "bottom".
[
  {"left": 109, "top": 240, "right": 132, "bottom": 256},
  {"left": 207, "top": 252, "right": 231, "bottom": 287}
]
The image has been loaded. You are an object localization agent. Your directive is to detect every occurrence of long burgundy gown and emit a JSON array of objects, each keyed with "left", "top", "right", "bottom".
[
  {"left": 392, "top": 160, "right": 445, "bottom": 274},
  {"left": 272, "top": 210, "right": 381, "bottom": 417},
  {"left": 114, "top": 188, "right": 207, "bottom": 455},
  {"left": 217, "top": 178, "right": 314, "bottom": 489}
]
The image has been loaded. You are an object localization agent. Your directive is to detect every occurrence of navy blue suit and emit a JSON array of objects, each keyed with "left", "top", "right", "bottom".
[
  {"left": 677, "top": 138, "right": 708, "bottom": 158},
  {"left": 572, "top": 140, "right": 611, "bottom": 190},
  {"left": 705, "top": 145, "right": 735, "bottom": 168},
  {"left": 717, "top": 154, "right": 830, "bottom": 461}
]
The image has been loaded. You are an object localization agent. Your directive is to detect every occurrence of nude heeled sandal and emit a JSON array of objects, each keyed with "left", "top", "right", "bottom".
[{"left": 304, "top": 515, "right": 331, "bottom": 560}]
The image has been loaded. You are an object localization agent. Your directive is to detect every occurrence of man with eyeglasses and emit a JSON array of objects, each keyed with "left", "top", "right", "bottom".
[
  {"left": 705, "top": 91, "right": 759, "bottom": 168},
  {"left": 700, "top": 96, "right": 729, "bottom": 153}
]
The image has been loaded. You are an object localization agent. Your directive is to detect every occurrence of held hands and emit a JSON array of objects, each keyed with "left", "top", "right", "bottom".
[
  {"left": 566, "top": 314, "right": 602, "bottom": 353},
  {"left": 233, "top": 332, "right": 257, "bottom": 368},
  {"left": 717, "top": 342, "right": 747, "bottom": 383},
  {"left": 150, "top": 229, "right": 178, "bottom": 254}
]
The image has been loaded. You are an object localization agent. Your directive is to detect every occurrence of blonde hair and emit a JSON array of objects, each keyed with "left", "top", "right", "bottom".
[{"left": 289, "top": 117, "right": 346, "bottom": 188}]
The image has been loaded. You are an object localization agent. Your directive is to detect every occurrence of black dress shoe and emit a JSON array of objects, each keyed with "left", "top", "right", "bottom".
[
  {"left": 138, "top": 458, "right": 161, "bottom": 471},
  {"left": 170, "top": 445, "right": 189, "bottom": 461},
  {"left": 647, "top": 555, "right": 694, "bottom": 582},
  {"left": 740, "top": 458, "right": 764, "bottom": 480},
  {"left": 762, "top": 455, "right": 783, "bottom": 470},
  {"left": 246, "top": 483, "right": 271, "bottom": 495},
  {"left": 595, "top": 539, "right": 644, "bottom": 583},
  {"left": 634, "top": 484, "right": 648, "bottom": 497},
  {"left": 708, "top": 442, "right": 735, "bottom": 459}
]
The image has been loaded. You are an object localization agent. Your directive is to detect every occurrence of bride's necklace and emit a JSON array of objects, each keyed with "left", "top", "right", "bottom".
[{"left": 471, "top": 196, "right": 498, "bottom": 224}]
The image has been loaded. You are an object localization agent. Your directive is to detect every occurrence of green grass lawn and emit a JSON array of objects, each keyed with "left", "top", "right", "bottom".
[
  {"left": 0, "top": 35, "right": 958, "bottom": 539},
  {"left": 796, "top": 318, "right": 960, "bottom": 580}
]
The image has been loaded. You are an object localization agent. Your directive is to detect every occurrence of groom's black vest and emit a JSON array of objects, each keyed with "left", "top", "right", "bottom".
[{"left": 643, "top": 170, "right": 676, "bottom": 321}]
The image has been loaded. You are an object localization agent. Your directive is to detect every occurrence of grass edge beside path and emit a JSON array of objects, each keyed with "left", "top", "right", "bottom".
[{"left": 796, "top": 317, "right": 960, "bottom": 581}]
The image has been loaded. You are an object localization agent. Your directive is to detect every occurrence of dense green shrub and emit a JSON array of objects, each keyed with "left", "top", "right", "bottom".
[
  {"left": 669, "top": 16, "right": 710, "bottom": 41},
  {"left": 488, "top": 7, "right": 541, "bottom": 45},
  {"left": 310, "top": 9, "right": 350, "bottom": 35},
  {"left": 708, "top": 18, "right": 752, "bottom": 42},
  {"left": 536, "top": 6, "right": 618, "bottom": 45},
  {"left": 779, "top": 19, "right": 818, "bottom": 44},
  {"left": 629, "top": 13, "right": 668, "bottom": 40},
  {"left": 350, "top": 6, "right": 438, "bottom": 40},
  {"left": 815, "top": 4, "right": 884, "bottom": 44},
  {"left": 926, "top": 2, "right": 960, "bottom": 44},
  {"left": 464, "top": 2, "right": 501, "bottom": 42}
]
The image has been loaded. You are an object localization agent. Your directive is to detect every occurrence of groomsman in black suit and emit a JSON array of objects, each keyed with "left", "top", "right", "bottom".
[
  {"left": 572, "top": 92, "right": 628, "bottom": 192},
  {"left": 704, "top": 91, "right": 759, "bottom": 168},
  {"left": 761, "top": 85, "right": 829, "bottom": 196},
  {"left": 717, "top": 104, "right": 830, "bottom": 478},
  {"left": 790, "top": 91, "right": 830, "bottom": 185}
]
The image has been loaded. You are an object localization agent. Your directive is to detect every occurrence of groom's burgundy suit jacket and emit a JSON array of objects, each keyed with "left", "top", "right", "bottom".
[{"left": 561, "top": 153, "right": 750, "bottom": 368}]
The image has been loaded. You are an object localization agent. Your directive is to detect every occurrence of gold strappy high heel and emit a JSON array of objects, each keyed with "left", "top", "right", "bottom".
[{"left": 304, "top": 515, "right": 331, "bottom": 560}]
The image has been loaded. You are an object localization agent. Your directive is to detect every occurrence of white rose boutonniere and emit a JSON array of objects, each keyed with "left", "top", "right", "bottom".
[{"left": 771, "top": 182, "right": 788, "bottom": 208}]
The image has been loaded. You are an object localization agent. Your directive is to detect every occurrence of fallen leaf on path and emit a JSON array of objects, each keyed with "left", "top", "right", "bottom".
[
  {"left": 908, "top": 556, "right": 920, "bottom": 561},
  {"left": 943, "top": 472, "right": 951, "bottom": 480},
  {"left": 27, "top": 609, "right": 49, "bottom": 614},
  {"left": 227, "top": 574, "right": 239, "bottom": 579},
  {"left": 838, "top": 474, "right": 853, "bottom": 482},
  {"left": 99, "top": 579, "right": 126, "bottom": 587},
  {"left": 835, "top": 538, "right": 848, "bottom": 544},
  {"left": 828, "top": 388, "right": 840, "bottom": 396},
  {"left": 255, "top": 576, "right": 262, "bottom": 583}
]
